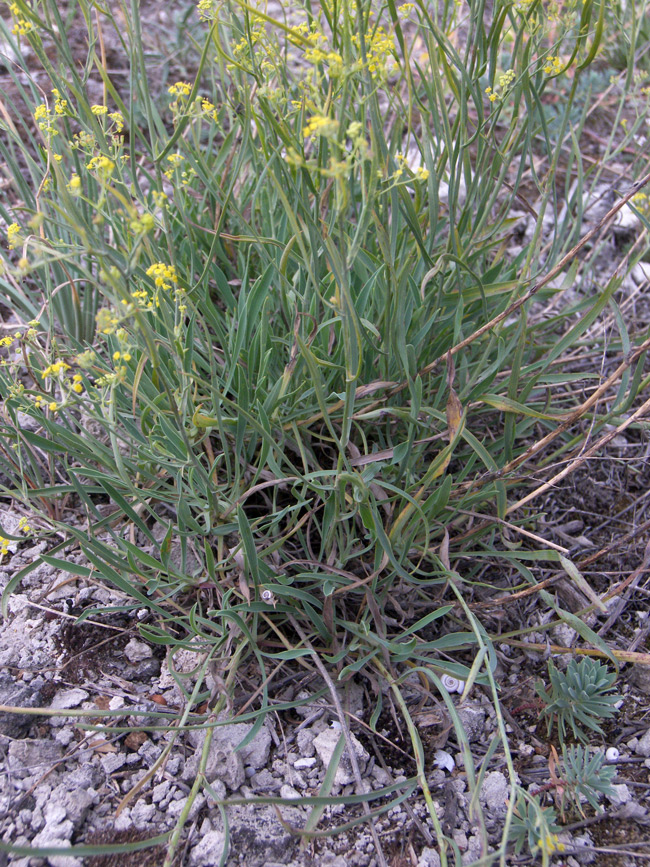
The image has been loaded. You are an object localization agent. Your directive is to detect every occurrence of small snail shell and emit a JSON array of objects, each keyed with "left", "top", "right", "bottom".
[
  {"left": 441, "top": 674, "right": 464, "bottom": 694},
  {"left": 605, "top": 747, "right": 620, "bottom": 762}
]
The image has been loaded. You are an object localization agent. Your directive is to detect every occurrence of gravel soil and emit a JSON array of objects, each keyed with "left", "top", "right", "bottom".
[{"left": 0, "top": 538, "right": 649, "bottom": 867}]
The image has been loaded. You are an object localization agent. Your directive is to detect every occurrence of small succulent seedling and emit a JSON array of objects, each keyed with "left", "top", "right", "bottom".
[
  {"left": 558, "top": 744, "right": 617, "bottom": 817},
  {"left": 536, "top": 657, "right": 619, "bottom": 744},
  {"left": 509, "top": 788, "right": 565, "bottom": 863}
]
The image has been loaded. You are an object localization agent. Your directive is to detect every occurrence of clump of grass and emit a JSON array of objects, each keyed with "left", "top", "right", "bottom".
[{"left": 0, "top": 0, "right": 648, "bottom": 864}]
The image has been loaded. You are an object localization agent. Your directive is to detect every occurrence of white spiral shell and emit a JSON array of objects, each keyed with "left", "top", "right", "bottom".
[
  {"left": 441, "top": 674, "right": 465, "bottom": 694},
  {"left": 605, "top": 747, "right": 620, "bottom": 762}
]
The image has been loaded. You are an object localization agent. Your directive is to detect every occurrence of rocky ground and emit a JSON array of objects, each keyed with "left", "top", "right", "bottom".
[{"left": 1, "top": 527, "right": 650, "bottom": 866}]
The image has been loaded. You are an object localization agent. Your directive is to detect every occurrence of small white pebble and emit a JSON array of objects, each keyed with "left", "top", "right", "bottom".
[
  {"left": 433, "top": 750, "right": 455, "bottom": 773},
  {"left": 294, "top": 757, "right": 317, "bottom": 770}
]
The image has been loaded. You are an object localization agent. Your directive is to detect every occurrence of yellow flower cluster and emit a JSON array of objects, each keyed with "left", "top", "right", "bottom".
[
  {"left": 398, "top": 3, "right": 416, "bottom": 17},
  {"left": 96, "top": 308, "right": 119, "bottom": 334},
  {"left": 36, "top": 359, "right": 84, "bottom": 407},
  {"left": 41, "top": 361, "right": 71, "bottom": 379},
  {"left": 109, "top": 111, "right": 124, "bottom": 133},
  {"left": 34, "top": 103, "right": 59, "bottom": 140},
  {"left": 71, "top": 130, "right": 96, "bottom": 155},
  {"left": 75, "top": 349, "right": 96, "bottom": 368},
  {"left": 67, "top": 174, "right": 82, "bottom": 196},
  {"left": 304, "top": 45, "right": 344, "bottom": 76},
  {"left": 126, "top": 290, "right": 153, "bottom": 309},
  {"left": 91, "top": 104, "right": 109, "bottom": 116},
  {"left": 345, "top": 121, "right": 370, "bottom": 159},
  {"left": 498, "top": 69, "right": 516, "bottom": 89},
  {"left": 0, "top": 537, "right": 9, "bottom": 558},
  {"left": 303, "top": 115, "right": 339, "bottom": 139},
  {"left": 546, "top": 0, "right": 576, "bottom": 23},
  {"left": 165, "top": 153, "right": 185, "bottom": 179},
  {"left": 288, "top": 115, "right": 370, "bottom": 181},
  {"left": 382, "top": 153, "right": 429, "bottom": 184},
  {"left": 201, "top": 98, "right": 218, "bottom": 122},
  {"left": 287, "top": 22, "right": 309, "bottom": 44},
  {"left": 8, "top": 1, "right": 33, "bottom": 35},
  {"left": 535, "top": 833, "right": 565, "bottom": 854},
  {"left": 18, "top": 517, "right": 31, "bottom": 533},
  {"left": 130, "top": 212, "right": 156, "bottom": 234},
  {"left": 86, "top": 155, "right": 115, "bottom": 179},
  {"left": 7, "top": 223, "right": 21, "bottom": 250},
  {"left": 391, "top": 154, "right": 426, "bottom": 181},
  {"left": 166, "top": 83, "right": 220, "bottom": 128},
  {"left": 146, "top": 262, "right": 179, "bottom": 291},
  {"left": 392, "top": 153, "right": 408, "bottom": 178},
  {"left": 52, "top": 89, "right": 68, "bottom": 116},
  {"left": 292, "top": 26, "right": 342, "bottom": 75},
  {"left": 543, "top": 55, "right": 563, "bottom": 74},
  {"left": 631, "top": 192, "right": 650, "bottom": 214},
  {"left": 351, "top": 27, "right": 395, "bottom": 79},
  {"left": 230, "top": 27, "right": 266, "bottom": 72},
  {"left": 0, "top": 321, "right": 38, "bottom": 354},
  {"left": 152, "top": 191, "right": 168, "bottom": 209},
  {"left": 196, "top": 0, "right": 216, "bottom": 20},
  {"left": 485, "top": 69, "right": 516, "bottom": 103},
  {"left": 168, "top": 81, "right": 192, "bottom": 97}
]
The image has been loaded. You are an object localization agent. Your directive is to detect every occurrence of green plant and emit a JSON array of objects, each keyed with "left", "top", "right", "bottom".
[
  {"left": 0, "top": 0, "right": 647, "bottom": 864},
  {"left": 508, "top": 788, "right": 565, "bottom": 866},
  {"left": 508, "top": 746, "right": 618, "bottom": 861},
  {"left": 536, "top": 657, "right": 620, "bottom": 744},
  {"left": 557, "top": 744, "right": 617, "bottom": 817},
  {"left": 605, "top": 0, "right": 650, "bottom": 73}
]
